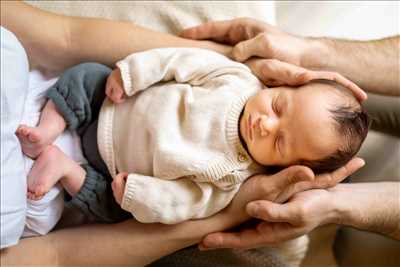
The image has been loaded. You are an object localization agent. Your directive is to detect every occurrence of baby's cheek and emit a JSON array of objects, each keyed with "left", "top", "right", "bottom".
[{"left": 249, "top": 141, "right": 275, "bottom": 166}]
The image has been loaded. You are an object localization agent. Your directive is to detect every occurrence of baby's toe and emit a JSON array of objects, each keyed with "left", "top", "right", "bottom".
[
  {"left": 27, "top": 191, "right": 36, "bottom": 200},
  {"left": 34, "top": 185, "right": 47, "bottom": 198},
  {"left": 20, "top": 126, "right": 29, "bottom": 135}
]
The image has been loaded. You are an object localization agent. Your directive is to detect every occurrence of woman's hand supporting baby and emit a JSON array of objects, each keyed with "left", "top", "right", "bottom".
[{"left": 106, "top": 68, "right": 127, "bottom": 103}]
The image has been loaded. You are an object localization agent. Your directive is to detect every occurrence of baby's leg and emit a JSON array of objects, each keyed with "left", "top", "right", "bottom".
[
  {"left": 27, "top": 145, "right": 85, "bottom": 200},
  {"left": 16, "top": 100, "right": 66, "bottom": 159}
]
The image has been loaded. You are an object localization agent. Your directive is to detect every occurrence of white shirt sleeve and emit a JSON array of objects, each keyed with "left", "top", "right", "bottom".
[
  {"left": 121, "top": 173, "right": 240, "bottom": 224},
  {"left": 115, "top": 47, "right": 251, "bottom": 96}
]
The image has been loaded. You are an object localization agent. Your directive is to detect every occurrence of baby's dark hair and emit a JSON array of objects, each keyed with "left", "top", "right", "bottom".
[{"left": 299, "top": 80, "right": 371, "bottom": 174}]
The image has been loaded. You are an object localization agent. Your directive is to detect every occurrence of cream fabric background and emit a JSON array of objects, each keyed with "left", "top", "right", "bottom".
[{"left": 27, "top": 0, "right": 276, "bottom": 33}]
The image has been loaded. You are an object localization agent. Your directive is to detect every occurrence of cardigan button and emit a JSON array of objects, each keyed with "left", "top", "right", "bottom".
[{"left": 237, "top": 152, "right": 248, "bottom": 162}]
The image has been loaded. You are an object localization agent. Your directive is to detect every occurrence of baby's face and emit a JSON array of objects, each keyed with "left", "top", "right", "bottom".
[{"left": 240, "top": 84, "right": 340, "bottom": 167}]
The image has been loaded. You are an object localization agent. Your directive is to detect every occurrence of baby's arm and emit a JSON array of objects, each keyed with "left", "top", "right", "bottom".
[
  {"left": 106, "top": 47, "right": 259, "bottom": 104},
  {"left": 115, "top": 47, "right": 253, "bottom": 97},
  {"left": 111, "top": 172, "right": 239, "bottom": 224}
]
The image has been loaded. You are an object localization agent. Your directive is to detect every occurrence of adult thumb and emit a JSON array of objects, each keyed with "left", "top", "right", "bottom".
[
  {"left": 276, "top": 165, "right": 315, "bottom": 190},
  {"left": 232, "top": 36, "right": 270, "bottom": 62}
]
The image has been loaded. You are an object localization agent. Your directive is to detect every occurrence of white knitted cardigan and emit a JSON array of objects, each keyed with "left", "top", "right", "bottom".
[{"left": 98, "top": 48, "right": 264, "bottom": 224}]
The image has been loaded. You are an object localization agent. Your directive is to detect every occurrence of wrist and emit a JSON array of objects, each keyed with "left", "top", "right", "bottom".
[
  {"left": 180, "top": 208, "right": 247, "bottom": 245},
  {"left": 300, "top": 37, "right": 331, "bottom": 70},
  {"left": 198, "top": 40, "right": 233, "bottom": 58},
  {"left": 326, "top": 184, "right": 355, "bottom": 226}
]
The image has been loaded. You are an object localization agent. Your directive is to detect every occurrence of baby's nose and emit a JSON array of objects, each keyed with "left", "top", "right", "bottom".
[{"left": 259, "top": 115, "right": 279, "bottom": 136}]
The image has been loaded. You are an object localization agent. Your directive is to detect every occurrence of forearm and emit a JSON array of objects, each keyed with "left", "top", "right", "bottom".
[
  {"left": 303, "top": 36, "right": 400, "bottom": 96},
  {"left": 330, "top": 182, "right": 400, "bottom": 240},
  {"left": 1, "top": 1, "right": 231, "bottom": 72},
  {"left": 1, "top": 1, "right": 70, "bottom": 71},
  {"left": 68, "top": 18, "right": 231, "bottom": 70},
  {"left": 2, "top": 212, "right": 241, "bottom": 266}
]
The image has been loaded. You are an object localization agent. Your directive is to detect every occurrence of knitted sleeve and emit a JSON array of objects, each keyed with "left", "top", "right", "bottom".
[
  {"left": 115, "top": 47, "right": 252, "bottom": 96},
  {"left": 120, "top": 173, "right": 240, "bottom": 224}
]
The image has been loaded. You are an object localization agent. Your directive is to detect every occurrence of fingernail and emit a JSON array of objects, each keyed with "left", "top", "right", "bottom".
[
  {"left": 360, "top": 160, "right": 365, "bottom": 167},
  {"left": 355, "top": 158, "right": 365, "bottom": 168}
]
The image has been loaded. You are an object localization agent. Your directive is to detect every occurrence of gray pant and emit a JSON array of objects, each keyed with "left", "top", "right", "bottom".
[{"left": 47, "top": 63, "right": 131, "bottom": 223}]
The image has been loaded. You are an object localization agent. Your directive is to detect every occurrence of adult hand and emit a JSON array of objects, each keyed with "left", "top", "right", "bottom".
[
  {"left": 200, "top": 157, "right": 365, "bottom": 250},
  {"left": 181, "top": 18, "right": 306, "bottom": 65},
  {"left": 181, "top": 18, "right": 367, "bottom": 102},
  {"left": 219, "top": 165, "right": 315, "bottom": 223},
  {"left": 245, "top": 58, "right": 367, "bottom": 101}
]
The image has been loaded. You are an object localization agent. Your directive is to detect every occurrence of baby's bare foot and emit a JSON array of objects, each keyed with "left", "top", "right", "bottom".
[
  {"left": 16, "top": 125, "right": 55, "bottom": 159},
  {"left": 27, "top": 145, "right": 68, "bottom": 200}
]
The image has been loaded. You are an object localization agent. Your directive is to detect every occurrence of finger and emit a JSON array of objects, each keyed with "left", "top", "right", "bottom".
[
  {"left": 248, "top": 59, "right": 313, "bottom": 87},
  {"left": 180, "top": 20, "right": 233, "bottom": 42},
  {"left": 245, "top": 59, "right": 285, "bottom": 85},
  {"left": 263, "top": 79, "right": 286, "bottom": 87},
  {"left": 246, "top": 200, "right": 300, "bottom": 224},
  {"left": 308, "top": 71, "right": 368, "bottom": 102},
  {"left": 280, "top": 179, "right": 320, "bottom": 198},
  {"left": 314, "top": 157, "right": 365, "bottom": 188},
  {"left": 200, "top": 228, "right": 269, "bottom": 249},
  {"left": 274, "top": 179, "right": 317, "bottom": 203},
  {"left": 200, "top": 221, "right": 304, "bottom": 249},
  {"left": 280, "top": 158, "right": 365, "bottom": 196},
  {"left": 270, "top": 166, "right": 315, "bottom": 203},
  {"left": 256, "top": 221, "right": 306, "bottom": 243},
  {"left": 274, "top": 165, "right": 315, "bottom": 190},
  {"left": 232, "top": 35, "right": 272, "bottom": 62},
  {"left": 265, "top": 61, "right": 314, "bottom": 86}
]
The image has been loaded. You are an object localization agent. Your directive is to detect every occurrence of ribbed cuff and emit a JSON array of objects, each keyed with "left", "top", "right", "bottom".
[
  {"left": 121, "top": 174, "right": 159, "bottom": 223},
  {"left": 116, "top": 60, "right": 133, "bottom": 97},
  {"left": 121, "top": 174, "right": 139, "bottom": 214},
  {"left": 65, "top": 164, "right": 109, "bottom": 222}
]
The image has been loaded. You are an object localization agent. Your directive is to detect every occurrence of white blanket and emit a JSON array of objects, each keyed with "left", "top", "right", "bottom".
[{"left": 22, "top": 70, "right": 87, "bottom": 237}]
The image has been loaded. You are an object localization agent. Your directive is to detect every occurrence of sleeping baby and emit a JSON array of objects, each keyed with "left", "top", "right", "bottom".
[{"left": 16, "top": 48, "right": 369, "bottom": 224}]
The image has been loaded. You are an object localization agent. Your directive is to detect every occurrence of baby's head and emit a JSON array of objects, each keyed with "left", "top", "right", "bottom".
[{"left": 239, "top": 80, "right": 370, "bottom": 173}]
